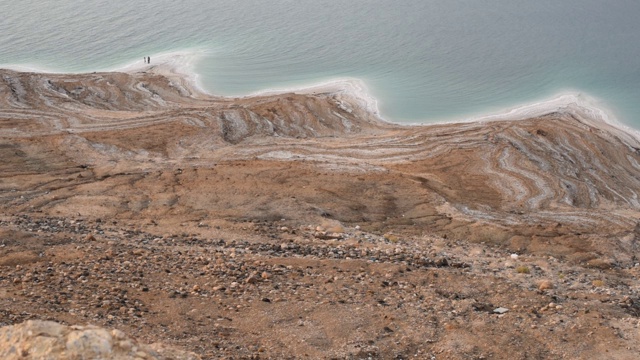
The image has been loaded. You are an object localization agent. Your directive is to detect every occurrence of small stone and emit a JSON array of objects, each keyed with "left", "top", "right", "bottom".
[
  {"left": 384, "top": 233, "right": 399, "bottom": 243},
  {"left": 510, "top": 253, "right": 519, "bottom": 260},
  {"left": 261, "top": 272, "right": 271, "bottom": 279},
  {"left": 435, "top": 258, "right": 449, "bottom": 267},
  {"left": 538, "top": 280, "right": 554, "bottom": 291},
  {"left": 493, "top": 307, "right": 509, "bottom": 314}
]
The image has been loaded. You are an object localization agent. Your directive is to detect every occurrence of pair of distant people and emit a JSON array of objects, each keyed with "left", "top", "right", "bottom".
[{"left": 144, "top": 56, "right": 151, "bottom": 64}]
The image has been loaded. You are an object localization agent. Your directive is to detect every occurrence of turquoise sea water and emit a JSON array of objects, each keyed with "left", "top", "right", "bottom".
[{"left": 1, "top": 0, "right": 640, "bottom": 128}]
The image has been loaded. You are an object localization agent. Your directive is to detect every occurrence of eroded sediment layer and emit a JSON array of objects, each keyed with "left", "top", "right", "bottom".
[
  {"left": 3, "top": 66, "right": 640, "bottom": 359},
  {"left": 1, "top": 67, "right": 640, "bottom": 263}
]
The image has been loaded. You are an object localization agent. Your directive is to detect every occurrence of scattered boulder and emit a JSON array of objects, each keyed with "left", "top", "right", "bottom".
[{"left": 0, "top": 320, "right": 200, "bottom": 360}]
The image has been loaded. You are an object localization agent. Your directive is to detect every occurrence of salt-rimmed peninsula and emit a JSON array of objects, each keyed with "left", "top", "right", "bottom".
[{"left": 2, "top": 59, "right": 640, "bottom": 359}]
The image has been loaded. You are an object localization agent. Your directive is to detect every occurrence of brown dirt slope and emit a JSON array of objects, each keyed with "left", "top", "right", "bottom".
[{"left": 1, "top": 68, "right": 640, "bottom": 359}]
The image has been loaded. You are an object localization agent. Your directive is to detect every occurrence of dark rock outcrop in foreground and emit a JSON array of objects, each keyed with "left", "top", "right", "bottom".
[{"left": 1, "top": 67, "right": 640, "bottom": 359}]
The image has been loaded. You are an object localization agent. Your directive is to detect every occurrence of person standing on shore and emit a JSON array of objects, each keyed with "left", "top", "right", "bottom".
[{"left": 148, "top": 56, "right": 151, "bottom": 64}]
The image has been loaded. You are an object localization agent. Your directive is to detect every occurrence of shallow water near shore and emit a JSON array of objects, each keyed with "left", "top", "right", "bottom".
[{"left": 2, "top": 0, "right": 640, "bottom": 129}]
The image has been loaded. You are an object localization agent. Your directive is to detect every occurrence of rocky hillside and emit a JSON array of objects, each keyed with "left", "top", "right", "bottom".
[{"left": 1, "top": 67, "right": 640, "bottom": 358}]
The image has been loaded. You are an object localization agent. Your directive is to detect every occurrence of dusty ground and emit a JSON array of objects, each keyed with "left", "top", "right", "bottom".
[{"left": 1, "top": 67, "right": 640, "bottom": 359}]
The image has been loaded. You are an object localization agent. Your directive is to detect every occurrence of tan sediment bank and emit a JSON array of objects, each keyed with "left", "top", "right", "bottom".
[{"left": 1, "top": 65, "right": 640, "bottom": 359}]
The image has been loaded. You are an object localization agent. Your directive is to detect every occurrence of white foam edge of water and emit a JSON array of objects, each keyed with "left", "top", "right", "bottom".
[
  {"left": 243, "top": 77, "right": 382, "bottom": 118},
  {"left": 111, "top": 49, "right": 209, "bottom": 91},
  {"left": 1, "top": 51, "right": 380, "bottom": 116},
  {"left": 482, "top": 91, "right": 640, "bottom": 145},
  {"left": 0, "top": 63, "right": 62, "bottom": 74},
  {"left": 172, "top": 54, "right": 638, "bottom": 145},
  {"left": 403, "top": 91, "right": 640, "bottom": 146},
  {"left": 3, "top": 52, "right": 639, "bottom": 146},
  {"left": 1, "top": 49, "right": 217, "bottom": 102},
  {"left": 0, "top": 48, "right": 210, "bottom": 92},
  {"left": 246, "top": 81, "right": 640, "bottom": 146},
  {"left": 144, "top": 53, "right": 384, "bottom": 120},
  {"left": 119, "top": 52, "right": 382, "bottom": 114}
]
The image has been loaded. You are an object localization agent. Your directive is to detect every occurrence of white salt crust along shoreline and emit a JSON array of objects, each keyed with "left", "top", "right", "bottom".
[
  {"left": 466, "top": 92, "right": 640, "bottom": 145},
  {"left": 3, "top": 51, "right": 640, "bottom": 146},
  {"left": 128, "top": 52, "right": 640, "bottom": 147},
  {"left": 463, "top": 92, "right": 640, "bottom": 151}
]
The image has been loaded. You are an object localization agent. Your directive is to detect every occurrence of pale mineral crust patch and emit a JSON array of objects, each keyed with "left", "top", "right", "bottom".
[{"left": 1, "top": 67, "right": 640, "bottom": 359}]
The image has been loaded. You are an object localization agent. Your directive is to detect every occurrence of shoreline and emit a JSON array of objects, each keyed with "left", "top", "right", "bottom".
[
  {"left": 3, "top": 51, "right": 640, "bottom": 145},
  {"left": 110, "top": 49, "right": 210, "bottom": 97},
  {"left": 454, "top": 92, "right": 640, "bottom": 147}
]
